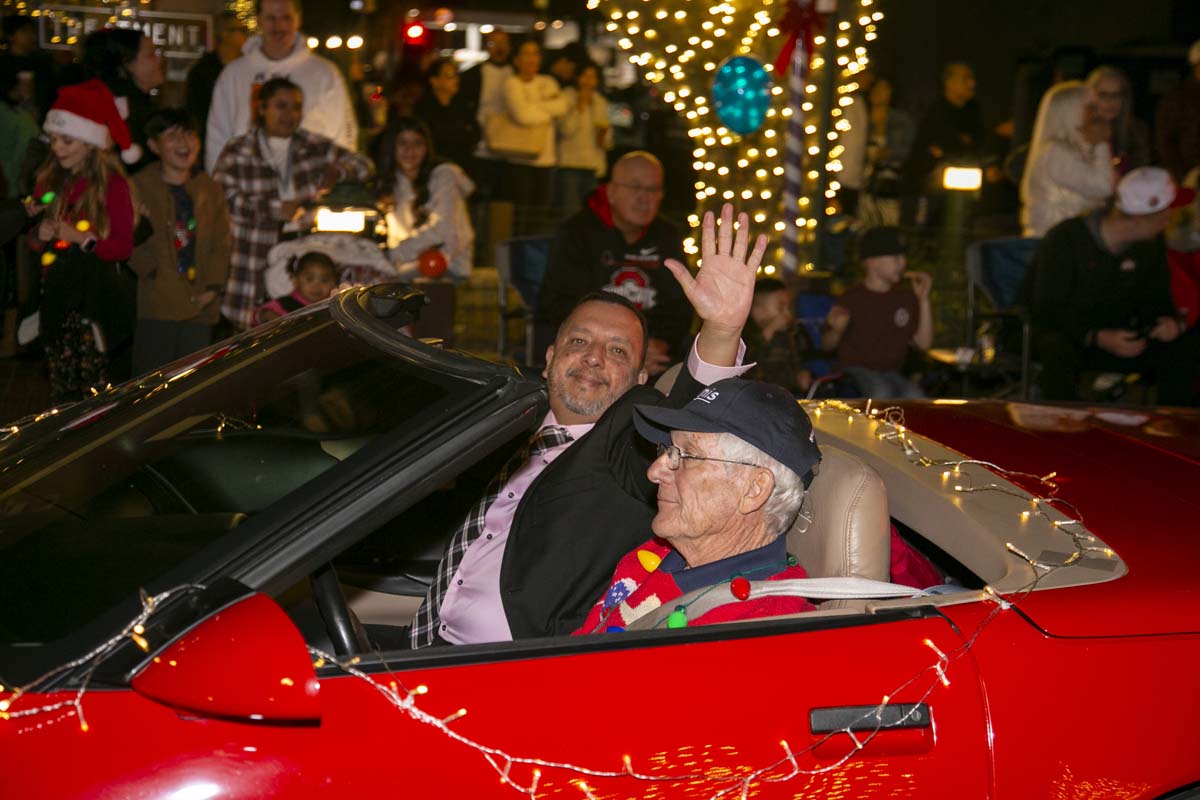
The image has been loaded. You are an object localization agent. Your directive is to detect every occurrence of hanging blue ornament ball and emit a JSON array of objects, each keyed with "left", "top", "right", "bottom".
[{"left": 711, "top": 56, "right": 772, "bottom": 135}]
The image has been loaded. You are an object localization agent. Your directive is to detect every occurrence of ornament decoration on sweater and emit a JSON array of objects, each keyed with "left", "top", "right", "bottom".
[{"left": 584, "top": 539, "right": 809, "bottom": 634}]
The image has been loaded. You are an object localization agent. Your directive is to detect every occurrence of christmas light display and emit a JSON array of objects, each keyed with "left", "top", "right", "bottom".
[{"left": 592, "top": 0, "right": 884, "bottom": 274}]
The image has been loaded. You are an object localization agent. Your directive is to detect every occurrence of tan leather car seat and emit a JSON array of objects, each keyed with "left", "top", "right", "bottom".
[{"left": 788, "top": 444, "right": 891, "bottom": 584}]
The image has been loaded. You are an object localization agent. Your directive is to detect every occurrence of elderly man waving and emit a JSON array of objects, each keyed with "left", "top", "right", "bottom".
[{"left": 576, "top": 378, "right": 823, "bottom": 633}]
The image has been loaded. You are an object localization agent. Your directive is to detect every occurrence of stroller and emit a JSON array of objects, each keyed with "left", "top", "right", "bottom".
[{"left": 263, "top": 183, "right": 400, "bottom": 301}]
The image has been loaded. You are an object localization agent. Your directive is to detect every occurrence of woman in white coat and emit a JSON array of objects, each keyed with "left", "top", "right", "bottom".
[
  {"left": 376, "top": 116, "right": 474, "bottom": 282},
  {"left": 1020, "top": 80, "right": 1116, "bottom": 238},
  {"left": 554, "top": 62, "right": 612, "bottom": 220},
  {"left": 500, "top": 38, "right": 568, "bottom": 226}
]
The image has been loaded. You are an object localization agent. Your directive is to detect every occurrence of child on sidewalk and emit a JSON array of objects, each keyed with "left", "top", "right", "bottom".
[
  {"left": 255, "top": 251, "right": 337, "bottom": 324},
  {"left": 745, "top": 277, "right": 814, "bottom": 397},
  {"left": 823, "top": 226, "right": 934, "bottom": 398},
  {"left": 31, "top": 79, "right": 139, "bottom": 403},
  {"left": 129, "top": 107, "right": 231, "bottom": 375}
]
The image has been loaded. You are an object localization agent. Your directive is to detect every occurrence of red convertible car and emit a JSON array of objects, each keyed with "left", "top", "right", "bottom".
[{"left": 1, "top": 284, "right": 1198, "bottom": 799}]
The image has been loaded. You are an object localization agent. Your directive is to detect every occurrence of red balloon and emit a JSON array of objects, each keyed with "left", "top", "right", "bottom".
[
  {"left": 418, "top": 248, "right": 447, "bottom": 278},
  {"left": 730, "top": 576, "right": 751, "bottom": 601}
]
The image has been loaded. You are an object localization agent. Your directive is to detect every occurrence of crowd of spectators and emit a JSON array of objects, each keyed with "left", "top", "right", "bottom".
[
  {"left": 0, "top": 1, "right": 624, "bottom": 404},
  {"left": 0, "top": 2, "right": 1198, "bottom": 409},
  {"left": 827, "top": 43, "right": 1200, "bottom": 405}
]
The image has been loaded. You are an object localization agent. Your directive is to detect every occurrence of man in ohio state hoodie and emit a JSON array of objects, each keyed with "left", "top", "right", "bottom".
[
  {"left": 537, "top": 151, "right": 691, "bottom": 375},
  {"left": 205, "top": 0, "right": 358, "bottom": 173}
]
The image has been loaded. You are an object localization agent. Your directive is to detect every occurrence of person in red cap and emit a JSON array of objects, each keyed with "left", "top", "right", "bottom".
[
  {"left": 1030, "top": 166, "right": 1200, "bottom": 404},
  {"left": 29, "top": 78, "right": 138, "bottom": 403}
]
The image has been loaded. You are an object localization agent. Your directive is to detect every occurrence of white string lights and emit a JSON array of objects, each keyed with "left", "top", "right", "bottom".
[
  {"left": 812, "top": 398, "right": 1118, "bottom": 575},
  {"left": 308, "top": 640, "right": 960, "bottom": 800},
  {"left": 593, "top": 0, "right": 881, "bottom": 274},
  {"left": 1, "top": 399, "right": 1121, "bottom": 797},
  {"left": 0, "top": 586, "right": 199, "bottom": 735}
]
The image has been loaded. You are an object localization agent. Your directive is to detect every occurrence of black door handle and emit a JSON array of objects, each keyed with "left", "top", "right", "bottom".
[{"left": 810, "top": 703, "right": 931, "bottom": 734}]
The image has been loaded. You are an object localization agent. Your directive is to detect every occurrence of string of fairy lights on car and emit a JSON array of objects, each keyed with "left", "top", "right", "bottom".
[
  {"left": 0, "top": 397, "right": 1120, "bottom": 798},
  {"left": 592, "top": 0, "right": 883, "bottom": 274}
]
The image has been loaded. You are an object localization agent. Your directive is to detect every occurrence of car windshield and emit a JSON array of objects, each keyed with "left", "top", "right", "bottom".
[{"left": 0, "top": 312, "right": 483, "bottom": 645}]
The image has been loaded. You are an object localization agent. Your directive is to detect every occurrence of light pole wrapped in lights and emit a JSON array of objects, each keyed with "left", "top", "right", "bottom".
[
  {"left": 592, "top": 0, "right": 883, "bottom": 275},
  {"left": 775, "top": 0, "right": 829, "bottom": 274}
]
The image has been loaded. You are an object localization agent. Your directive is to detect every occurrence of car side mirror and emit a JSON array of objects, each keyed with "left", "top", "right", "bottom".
[{"left": 132, "top": 593, "right": 321, "bottom": 723}]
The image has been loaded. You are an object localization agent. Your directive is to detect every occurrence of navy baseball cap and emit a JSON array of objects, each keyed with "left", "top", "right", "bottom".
[
  {"left": 634, "top": 379, "right": 822, "bottom": 486},
  {"left": 858, "top": 226, "right": 906, "bottom": 259}
]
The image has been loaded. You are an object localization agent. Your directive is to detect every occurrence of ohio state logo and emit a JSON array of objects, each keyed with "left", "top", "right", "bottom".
[{"left": 607, "top": 268, "right": 658, "bottom": 310}]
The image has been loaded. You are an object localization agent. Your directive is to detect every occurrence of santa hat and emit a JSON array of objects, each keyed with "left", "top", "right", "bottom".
[{"left": 43, "top": 79, "right": 142, "bottom": 165}]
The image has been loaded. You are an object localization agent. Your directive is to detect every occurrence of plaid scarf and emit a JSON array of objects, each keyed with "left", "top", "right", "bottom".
[{"left": 410, "top": 424, "right": 574, "bottom": 648}]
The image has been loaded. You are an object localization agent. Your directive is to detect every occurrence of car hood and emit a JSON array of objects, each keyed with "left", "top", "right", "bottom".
[{"left": 896, "top": 400, "right": 1200, "bottom": 639}]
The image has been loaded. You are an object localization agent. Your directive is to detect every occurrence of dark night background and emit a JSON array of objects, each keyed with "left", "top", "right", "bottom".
[{"left": 849, "top": 0, "right": 1200, "bottom": 124}]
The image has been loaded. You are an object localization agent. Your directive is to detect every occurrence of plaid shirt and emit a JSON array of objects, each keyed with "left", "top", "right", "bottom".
[
  {"left": 410, "top": 425, "right": 574, "bottom": 648},
  {"left": 213, "top": 127, "right": 372, "bottom": 328}
]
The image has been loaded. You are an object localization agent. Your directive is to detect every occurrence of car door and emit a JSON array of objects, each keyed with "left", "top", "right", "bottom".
[
  {"left": 316, "top": 609, "right": 992, "bottom": 798},
  {"left": 2, "top": 589, "right": 991, "bottom": 798}
]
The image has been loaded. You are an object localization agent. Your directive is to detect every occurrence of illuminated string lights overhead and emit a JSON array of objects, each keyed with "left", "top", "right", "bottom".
[{"left": 595, "top": 0, "right": 883, "bottom": 274}]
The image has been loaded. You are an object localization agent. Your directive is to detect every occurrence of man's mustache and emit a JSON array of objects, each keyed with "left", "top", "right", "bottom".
[{"left": 564, "top": 366, "right": 610, "bottom": 387}]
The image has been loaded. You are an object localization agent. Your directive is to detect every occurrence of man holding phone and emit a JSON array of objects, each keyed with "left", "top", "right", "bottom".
[{"left": 1031, "top": 166, "right": 1199, "bottom": 405}]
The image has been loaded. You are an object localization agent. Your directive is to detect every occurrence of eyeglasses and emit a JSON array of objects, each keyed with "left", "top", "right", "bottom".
[
  {"left": 656, "top": 443, "right": 760, "bottom": 471},
  {"left": 612, "top": 182, "right": 664, "bottom": 197}
]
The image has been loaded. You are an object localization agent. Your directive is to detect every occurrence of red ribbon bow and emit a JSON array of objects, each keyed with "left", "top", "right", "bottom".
[{"left": 773, "top": 0, "right": 827, "bottom": 78}]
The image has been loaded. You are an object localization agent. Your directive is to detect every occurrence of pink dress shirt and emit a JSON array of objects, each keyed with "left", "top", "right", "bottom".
[{"left": 438, "top": 339, "right": 750, "bottom": 644}]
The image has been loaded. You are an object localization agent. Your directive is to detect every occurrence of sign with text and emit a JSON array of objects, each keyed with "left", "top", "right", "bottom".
[{"left": 38, "top": 6, "right": 211, "bottom": 60}]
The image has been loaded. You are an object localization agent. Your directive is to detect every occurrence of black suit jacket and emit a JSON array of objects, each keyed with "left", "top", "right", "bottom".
[{"left": 498, "top": 366, "right": 703, "bottom": 638}]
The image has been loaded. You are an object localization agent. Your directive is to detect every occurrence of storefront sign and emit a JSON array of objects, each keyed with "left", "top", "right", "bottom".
[{"left": 38, "top": 6, "right": 211, "bottom": 59}]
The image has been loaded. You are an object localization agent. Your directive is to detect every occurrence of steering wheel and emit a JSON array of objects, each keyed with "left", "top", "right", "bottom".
[{"left": 310, "top": 563, "right": 370, "bottom": 656}]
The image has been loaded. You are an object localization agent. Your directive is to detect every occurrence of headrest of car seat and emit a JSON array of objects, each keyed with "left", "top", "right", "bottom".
[
  {"left": 787, "top": 444, "right": 890, "bottom": 581},
  {"left": 653, "top": 362, "right": 682, "bottom": 395}
]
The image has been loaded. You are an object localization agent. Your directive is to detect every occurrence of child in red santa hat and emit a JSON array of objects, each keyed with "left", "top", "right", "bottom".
[{"left": 30, "top": 78, "right": 141, "bottom": 403}]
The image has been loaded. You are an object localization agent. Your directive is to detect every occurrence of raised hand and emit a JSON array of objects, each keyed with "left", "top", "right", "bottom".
[
  {"left": 663, "top": 203, "right": 767, "bottom": 337},
  {"left": 906, "top": 271, "right": 933, "bottom": 301}
]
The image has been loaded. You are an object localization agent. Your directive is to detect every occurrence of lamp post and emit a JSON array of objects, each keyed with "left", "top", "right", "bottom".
[{"left": 940, "top": 163, "right": 981, "bottom": 344}]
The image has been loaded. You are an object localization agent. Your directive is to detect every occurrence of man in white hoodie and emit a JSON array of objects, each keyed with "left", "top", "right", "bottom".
[{"left": 205, "top": 0, "right": 358, "bottom": 173}]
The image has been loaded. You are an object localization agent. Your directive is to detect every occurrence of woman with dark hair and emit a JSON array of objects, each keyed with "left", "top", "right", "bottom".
[
  {"left": 412, "top": 56, "right": 479, "bottom": 170},
  {"left": 497, "top": 38, "right": 567, "bottom": 222},
  {"left": 1085, "top": 65, "right": 1151, "bottom": 176},
  {"left": 376, "top": 116, "right": 474, "bottom": 282},
  {"left": 213, "top": 77, "right": 372, "bottom": 329},
  {"left": 79, "top": 28, "right": 164, "bottom": 172}
]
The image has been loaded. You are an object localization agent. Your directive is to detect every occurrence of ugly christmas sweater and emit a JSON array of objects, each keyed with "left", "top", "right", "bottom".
[{"left": 574, "top": 536, "right": 814, "bottom": 634}]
